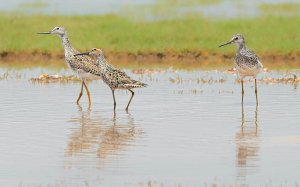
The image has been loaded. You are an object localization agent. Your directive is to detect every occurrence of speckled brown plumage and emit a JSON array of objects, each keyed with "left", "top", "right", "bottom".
[
  {"left": 219, "top": 34, "right": 263, "bottom": 104},
  {"left": 38, "top": 27, "right": 100, "bottom": 109},
  {"left": 75, "top": 48, "right": 147, "bottom": 111}
]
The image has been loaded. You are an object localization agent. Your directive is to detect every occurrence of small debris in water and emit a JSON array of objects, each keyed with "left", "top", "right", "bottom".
[
  {"left": 169, "top": 76, "right": 227, "bottom": 84},
  {"left": 260, "top": 76, "right": 300, "bottom": 85},
  {"left": 236, "top": 74, "right": 300, "bottom": 85},
  {"left": 30, "top": 74, "right": 80, "bottom": 83},
  {"left": 0, "top": 72, "right": 24, "bottom": 80},
  {"left": 225, "top": 67, "right": 269, "bottom": 74},
  {"left": 225, "top": 68, "right": 236, "bottom": 74},
  {"left": 132, "top": 67, "right": 176, "bottom": 74},
  {"left": 0, "top": 72, "right": 9, "bottom": 80}
]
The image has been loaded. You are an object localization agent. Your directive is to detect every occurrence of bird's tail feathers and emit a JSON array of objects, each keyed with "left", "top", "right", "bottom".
[{"left": 126, "top": 82, "right": 148, "bottom": 88}]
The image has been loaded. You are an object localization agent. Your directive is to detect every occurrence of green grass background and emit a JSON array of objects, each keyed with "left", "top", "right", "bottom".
[{"left": 0, "top": 14, "right": 300, "bottom": 54}]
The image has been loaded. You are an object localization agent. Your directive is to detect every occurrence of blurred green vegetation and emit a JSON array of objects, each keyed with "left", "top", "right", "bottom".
[
  {"left": 0, "top": 14, "right": 300, "bottom": 54},
  {"left": 19, "top": 1, "right": 48, "bottom": 9}
]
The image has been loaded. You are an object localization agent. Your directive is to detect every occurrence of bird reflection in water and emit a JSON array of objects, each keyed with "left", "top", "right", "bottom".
[
  {"left": 236, "top": 94, "right": 260, "bottom": 181},
  {"left": 66, "top": 105, "right": 142, "bottom": 160}
]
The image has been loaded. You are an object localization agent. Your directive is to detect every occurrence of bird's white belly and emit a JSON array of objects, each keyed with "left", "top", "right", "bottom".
[
  {"left": 236, "top": 67, "right": 260, "bottom": 77},
  {"left": 234, "top": 61, "right": 263, "bottom": 78},
  {"left": 76, "top": 69, "right": 100, "bottom": 80},
  {"left": 235, "top": 61, "right": 263, "bottom": 78}
]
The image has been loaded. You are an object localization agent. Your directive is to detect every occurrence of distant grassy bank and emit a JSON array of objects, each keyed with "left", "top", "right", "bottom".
[{"left": 0, "top": 14, "right": 300, "bottom": 54}]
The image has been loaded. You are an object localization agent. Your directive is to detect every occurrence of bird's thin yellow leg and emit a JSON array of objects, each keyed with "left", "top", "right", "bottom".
[
  {"left": 255, "top": 101, "right": 258, "bottom": 128},
  {"left": 241, "top": 93, "right": 245, "bottom": 128},
  {"left": 112, "top": 90, "right": 116, "bottom": 111},
  {"left": 242, "top": 86, "right": 244, "bottom": 106},
  {"left": 241, "top": 79, "right": 245, "bottom": 95},
  {"left": 76, "top": 82, "right": 84, "bottom": 104},
  {"left": 255, "top": 78, "right": 258, "bottom": 105},
  {"left": 125, "top": 89, "right": 135, "bottom": 111},
  {"left": 83, "top": 81, "right": 91, "bottom": 108}
]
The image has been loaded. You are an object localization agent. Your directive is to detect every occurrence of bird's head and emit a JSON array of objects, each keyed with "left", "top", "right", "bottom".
[
  {"left": 37, "top": 26, "right": 66, "bottom": 37},
  {"left": 219, "top": 34, "right": 245, "bottom": 47}
]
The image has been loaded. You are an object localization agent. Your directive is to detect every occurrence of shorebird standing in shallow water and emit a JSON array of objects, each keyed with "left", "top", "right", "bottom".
[
  {"left": 219, "top": 34, "right": 263, "bottom": 104},
  {"left": 37, "top": 27, "right": 100, "bottom": 109},
  {"left": 75, "top": 48, "right": 147, "bottom": 111}
]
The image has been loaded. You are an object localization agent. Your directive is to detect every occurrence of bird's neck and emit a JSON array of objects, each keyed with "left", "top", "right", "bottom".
[
  {"left": 97, "top": 55, "right": 108, "bottom": 67},
  {"left": 236, "top": 42, "right": 246, "bottom": 53},
  {"left": 60, "top": 34, "right": 73, "bottom": 52}
]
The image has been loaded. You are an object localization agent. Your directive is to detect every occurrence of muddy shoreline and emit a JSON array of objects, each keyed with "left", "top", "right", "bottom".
[{"left": 1, "top": 51, "right": 300, "bottom": 68}]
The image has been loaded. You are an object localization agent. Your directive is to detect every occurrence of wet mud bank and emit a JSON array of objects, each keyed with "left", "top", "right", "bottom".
[{"left": 1, "top": 51, "right": 300, "bottom": 69}]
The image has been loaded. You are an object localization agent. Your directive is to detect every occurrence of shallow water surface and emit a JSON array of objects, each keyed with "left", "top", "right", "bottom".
[{"left": 0, "top": 66, "right": 300, "bottom": 186}]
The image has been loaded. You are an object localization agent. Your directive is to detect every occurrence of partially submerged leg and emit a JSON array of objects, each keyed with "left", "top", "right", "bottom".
[
  {"left": 241, "top": 93, "right": 245, "bottom": 128},
  {"left": 112, "top": 90, "right": 116, "bottom": 111},
  {"left": 241, "top": 79, "right": 245, "bottom": 95},
  {"left": 76, "top": 82, "right": 84, "bottom": 104},
  {"left": 125, "top": 89, "right": 135, "bottom": 111},
  {"left": 83, "top": 81, "right": 91, "bottom": 108},
  {"left": 241, "top": 85, "right": 244, "bottom": 107},
  {"left": 255, "top": 100, "right": 258, "bottom": 127},
  {"left": 255, "top": 78, "right": 258, "bottom": 105},
  {"left": 241, "top": 79, "right": 244, "bottom": 123}
]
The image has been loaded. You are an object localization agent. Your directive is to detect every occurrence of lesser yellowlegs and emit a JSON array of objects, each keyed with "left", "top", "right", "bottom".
[
  {"left": 75, "top": 48, "right": 147, "bottom": 111},
  {"left": 219, "top": 34, "right": 263, "bottom": 104},
  {"left": 37, "top": 27, "right": 100, "bottom": 109}
]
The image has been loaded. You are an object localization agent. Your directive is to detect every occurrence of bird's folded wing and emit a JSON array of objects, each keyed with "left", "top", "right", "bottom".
[
  {"left": 73, "top": 56, "right": 100, "bottom": 75},
  {"left": 240, "top": 49, "right": 260, "bottom": 67},
  {"left": 240, "top": 49, "right": 260, "bottom": 61},
  {"left": 111, "top": 69, "right": 135, "bottom": 84}
]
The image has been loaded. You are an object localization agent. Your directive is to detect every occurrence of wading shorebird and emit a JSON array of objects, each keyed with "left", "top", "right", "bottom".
[
  {"left": 75, "top": 48, "right": 147, "bottom": 111},
  {"left": 219, "top": 34, "right": 263, "bottom": 104},
  {"left": 37, "top": 27, "right": 100, "bottom": 109}
]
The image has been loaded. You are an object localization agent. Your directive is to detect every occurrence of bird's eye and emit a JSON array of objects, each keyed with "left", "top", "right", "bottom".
[
  {"left": 234, "top": 37, "right": 238, "bottom": 40},
  {"left": 56, "top": 28, "right": 59, "bottom": 30}
]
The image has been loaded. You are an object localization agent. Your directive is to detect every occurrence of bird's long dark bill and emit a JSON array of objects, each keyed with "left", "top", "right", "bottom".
[
  {"left": 37, "top": 32, "right": 51, "bottom": 34},
  {"left": 74, "top": 52, "right": 90, "bottom": 56},
  {"left": 219, "top": 41, "right": 232, "bottom": 47}
]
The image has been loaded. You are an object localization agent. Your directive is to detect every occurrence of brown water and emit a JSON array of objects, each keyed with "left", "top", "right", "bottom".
[{"left": 0, "top": 65, "right": 300, "bottom": 186}]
